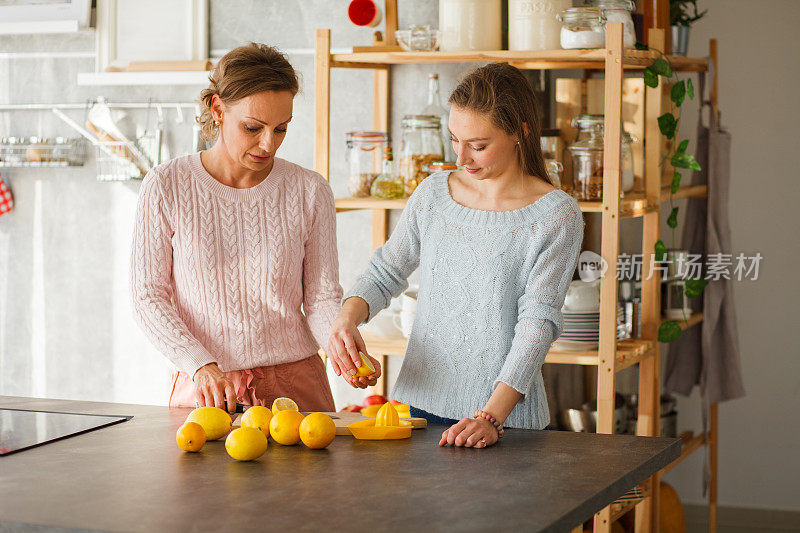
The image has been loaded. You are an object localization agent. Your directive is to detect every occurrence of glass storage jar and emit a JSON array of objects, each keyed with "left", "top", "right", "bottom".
[
  {"left": 594, "top": 0, "right": 635, "bottom": 48},
  {"left": 398, "top": 115, "right": 444, "bottom": 195},
  {"left": 545, "top": 160, "right": 564, "bottom": 189},
  {"left": 571, "top": 114, "right": 605, "bottom": 141},
  {"left": 572, "top": 116, "right": 634, "bottom": 192},
  {"left": 345, "top": 131, "right": 389, "bottom": 197},
  {"left": 567, "top": 122, "right": 635, "bottom": 200},
  {"left": 556, "top": 7, "right": 606, "bottom": 49}
]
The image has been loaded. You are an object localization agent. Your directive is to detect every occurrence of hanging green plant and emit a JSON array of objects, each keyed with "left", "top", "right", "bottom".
[{"left": 637, "top": 43, "right": 708, "bottom": 343}]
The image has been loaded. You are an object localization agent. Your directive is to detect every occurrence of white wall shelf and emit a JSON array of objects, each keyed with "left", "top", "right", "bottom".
[
  {"left": 77, "top": 71, "right": 210, "bottom": 86},
  {"left": 0, "top": 20, "right": 85, "bottom": 35}
]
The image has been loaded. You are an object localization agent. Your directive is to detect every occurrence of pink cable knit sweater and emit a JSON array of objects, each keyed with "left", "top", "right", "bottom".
[{"left": 131, "top": 153, "right": 343, "bottom": 376}]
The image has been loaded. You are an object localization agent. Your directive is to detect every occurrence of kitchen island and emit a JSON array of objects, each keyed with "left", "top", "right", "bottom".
[{"left": 0, "top": 396, "right": 679, "bottom": 532}]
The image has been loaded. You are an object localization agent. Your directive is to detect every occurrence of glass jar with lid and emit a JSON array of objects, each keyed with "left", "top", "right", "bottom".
[
  {"left": 398, "top": 115, "right": 444, "bottom": 195},
  {"left": 345, "top": 131, "right": 389, "bottom": 197},
  {"left": 567, "top": 121, "right": 635, "bottom": 200},
  {"left": 556, "top": 7, "right": 606, "bottom": 49},
  {"left": 571, "top": 114, "right": 606, "bottom": 141},
  {"left": 593, "top": 0, "right": 636, "bottom": 48}
]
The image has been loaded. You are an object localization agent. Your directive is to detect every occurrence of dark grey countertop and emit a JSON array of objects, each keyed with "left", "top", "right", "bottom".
[{"left": 0, "top": 396, "right": 680, "bottom": 532}]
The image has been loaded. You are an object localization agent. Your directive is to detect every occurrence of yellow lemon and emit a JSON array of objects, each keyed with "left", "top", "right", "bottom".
[
  {"left": 176, "top": 421, "right": 206, "bottom": 452},
  {"left": 375, "top": 402, "right": 400, "bottom": 427},
  {"left": 186, "top": 406, "right": 232, "bottom": 441},
  {"left": 225, "top": 427, "right": 268, "bottom": 461},
  {"left": 269, "top": 410, "right": 305, "bottom": 445},
  {"left": 361, "top": 404, "right": 381, "bottom": 418},
  {"left": 271, "top": 397, "right": 299, "bottom": 416},
  {"left": 240, "top": 406, "right": 273, "bottom": 438},
  {"left": 299, "top": 413, "right": 336, "bottom": 449},
  {"left": 354, "top": 352, "right": 376, "bottom": 377}
]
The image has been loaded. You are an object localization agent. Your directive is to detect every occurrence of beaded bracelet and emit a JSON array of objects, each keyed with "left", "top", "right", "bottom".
[{"left": 473, "top": 410, "right": 505, "bottom": 439}]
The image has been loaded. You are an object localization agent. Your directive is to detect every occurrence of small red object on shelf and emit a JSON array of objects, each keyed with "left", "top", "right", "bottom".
[{"left": 348, "top": 0, "right": 382, "bottom": 27}]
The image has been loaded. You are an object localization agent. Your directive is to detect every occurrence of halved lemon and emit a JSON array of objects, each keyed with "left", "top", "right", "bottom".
[
  {"left": 354, "top": 352, "right": 376, "bottom": 377},
  {"left": 271, "top": 397, "right": 299, "bottom": 416}
]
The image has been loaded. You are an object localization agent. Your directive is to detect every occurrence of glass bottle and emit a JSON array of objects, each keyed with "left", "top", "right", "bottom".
[
  {"left": 422, "top": 74, "right": 456, "bottom": 162},
  {"left": 370, "top": 147, "right": 405, "bottom": 199}
]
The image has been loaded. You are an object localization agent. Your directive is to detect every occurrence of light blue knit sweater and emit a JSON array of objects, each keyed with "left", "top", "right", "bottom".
[{"left": 344, "top": 171, "right": 584, "bottom": 428}]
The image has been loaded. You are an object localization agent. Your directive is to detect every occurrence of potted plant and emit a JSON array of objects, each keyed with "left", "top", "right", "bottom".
[{"left": 670, "top": 0, "right": 707, "bottom": 56}]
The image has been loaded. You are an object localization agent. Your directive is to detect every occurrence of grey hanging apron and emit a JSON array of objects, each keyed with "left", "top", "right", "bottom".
[
  {"left": 664, "top": 71, "right": 746, "bottom": 405},
  {"left": 663, "top": 70, "right": 746, "bottom": 492}
]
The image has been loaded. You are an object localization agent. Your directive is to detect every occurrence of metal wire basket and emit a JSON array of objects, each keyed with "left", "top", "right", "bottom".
[
  {"left": 0, "top": 136, "right": 87, "bottom": 167},
  {"left": 94, "top": 131, "right": 158, "bottom": 182}
]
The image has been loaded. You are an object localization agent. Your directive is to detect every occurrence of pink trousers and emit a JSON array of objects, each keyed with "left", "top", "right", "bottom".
[{"left": 168, "top": 354, "right": 335, "bottom": 412}]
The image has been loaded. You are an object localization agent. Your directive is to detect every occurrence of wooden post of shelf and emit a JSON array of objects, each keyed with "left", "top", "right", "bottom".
[
  {"left": 384, "top": 0, "right": 398, "bottom": 46},
  {"left": 593, "top": 21, "right": 624, "bottom": 533},
  {"left": 314, "top": 29, "right": 331, "bottom": 180},
  {"left": 643, "top": 0, "right": 671, "bottom": 52},
  {"left": 708, "top": 37, "right": 719, "bottom": 533},
  {"left": 371, "top": 62, "right": 391, "bottom": 397},
  {"left": 635, "top": 26, "right": 666, "bottom": 533},
  {"left": 371, "top": 64, "right": 391, "bottom": 255}
]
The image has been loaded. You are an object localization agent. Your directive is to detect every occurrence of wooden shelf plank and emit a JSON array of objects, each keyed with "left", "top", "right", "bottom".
[
  {"left": 335, "top": 185, "right": 703, "bottom": 215},
  {"left": 330, "top": 49, "right": 708, "bottom": 72},
  {"left": 661, "top": 312, "right": 704, "bottom": 331},
  {"left": 361, "top": 332, "right": 655, "bottom": 371},
  {"left": 661, "top": 431, "right": 707, "bottom": 475},
  {"left": 662, "top": 184, "right": 708, "bottom": 202}
]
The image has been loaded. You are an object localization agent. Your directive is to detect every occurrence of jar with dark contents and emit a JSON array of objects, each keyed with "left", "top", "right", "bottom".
[
  {"left": 345, "top": 131, "right": 389, "bottom": 197},
  {"left": 568, "top": 124, "right": 604, "bottom": 200},
  {"left": 398, "top": 115, "right": 444, "bottom": 195}
]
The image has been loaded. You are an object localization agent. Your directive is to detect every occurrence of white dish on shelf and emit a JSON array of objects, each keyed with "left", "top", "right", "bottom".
[{"left": 552, "top": 339, "right": 599, "bottom": 351}]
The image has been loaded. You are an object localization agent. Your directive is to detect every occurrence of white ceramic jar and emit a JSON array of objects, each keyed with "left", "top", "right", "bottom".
[
  {"left": 508, "top": 0, "right": 571, "bottom": 51},
  {"left": 439, "top": 0, "right": 502, "bottom": 51}
]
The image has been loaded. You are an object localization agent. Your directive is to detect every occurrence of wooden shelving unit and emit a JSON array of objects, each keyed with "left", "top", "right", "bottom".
[{"left": 314, "top": 19, "right": 718, "bottom": 533}]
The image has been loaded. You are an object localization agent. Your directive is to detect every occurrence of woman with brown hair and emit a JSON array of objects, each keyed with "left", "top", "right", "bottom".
[
  {"left": 131, "top": 43, "right": 380, "bottom": 413},
  {"left": 328, "top": 63, "right": 583, "bottom": 447}
]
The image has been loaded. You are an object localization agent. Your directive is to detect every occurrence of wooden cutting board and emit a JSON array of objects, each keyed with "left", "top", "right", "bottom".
[{"left": 232, "top": 411, "right": 427, "bottom": 436}]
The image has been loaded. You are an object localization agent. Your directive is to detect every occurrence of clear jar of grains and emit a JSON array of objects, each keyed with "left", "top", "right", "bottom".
[
  {"left": 345, "top": 131, "right": 389, "bottom": 197},
  {"left": 567, "top": 119, "right": 635, "bottom": 200},
  {"left": 398, "top": 115, "right": 444, "bottom": 195}
]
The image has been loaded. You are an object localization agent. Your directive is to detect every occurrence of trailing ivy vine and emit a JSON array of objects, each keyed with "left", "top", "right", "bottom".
[{"left": 636, "top": 43, "right": 708, "bottom": 343}]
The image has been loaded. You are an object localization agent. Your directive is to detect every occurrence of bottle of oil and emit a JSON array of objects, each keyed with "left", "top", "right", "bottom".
[{"left": 370, "top": 146, "right": 405, "bottom": 199}]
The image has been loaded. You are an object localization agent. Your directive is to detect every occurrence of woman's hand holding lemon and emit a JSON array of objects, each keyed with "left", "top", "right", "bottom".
[
  {"left": 328, "top": 297, "right": 381, "bottom": 389},
  {"left": 192, "top": 362, "right": 237, "bottom": 413}
]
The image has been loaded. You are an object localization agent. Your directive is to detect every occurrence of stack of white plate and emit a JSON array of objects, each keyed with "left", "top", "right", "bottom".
[{"left": 553, "top": 306, "right": 626, "bottom": 351}]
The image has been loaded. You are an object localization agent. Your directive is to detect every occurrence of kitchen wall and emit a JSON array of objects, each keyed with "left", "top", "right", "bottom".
[{"left": 1, "top": 0, "right": 798, "bottom": 515}]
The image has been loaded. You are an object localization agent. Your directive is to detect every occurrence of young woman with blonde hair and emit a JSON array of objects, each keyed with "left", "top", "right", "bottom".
[
  {"left": 132, "top": 43, "right": 381, "bottom": 413},
  {"left": 328, "top": 63, "right": 583, "bottom": 447}
]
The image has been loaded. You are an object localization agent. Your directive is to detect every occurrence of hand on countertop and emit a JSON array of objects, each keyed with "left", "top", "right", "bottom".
[
  {"left": 192, "top": 362, "right": 237, "bottom": 413},
  {"left": 439, "top": 418, "right": 498, "bottom": 449}
]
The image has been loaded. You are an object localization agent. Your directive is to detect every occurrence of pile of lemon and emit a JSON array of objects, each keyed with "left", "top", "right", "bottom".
[{"left": 175, "top": 397, "right": 336, "bottom": 461}]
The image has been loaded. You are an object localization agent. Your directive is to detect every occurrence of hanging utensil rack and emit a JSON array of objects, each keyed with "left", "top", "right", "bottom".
[{"left": 0, "top": 100, "right": 200, "bottom": 180}]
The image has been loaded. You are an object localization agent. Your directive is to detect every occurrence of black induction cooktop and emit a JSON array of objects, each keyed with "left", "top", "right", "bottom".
[{"left": 0, "top": 408, "right": 132, "bottom": 456}]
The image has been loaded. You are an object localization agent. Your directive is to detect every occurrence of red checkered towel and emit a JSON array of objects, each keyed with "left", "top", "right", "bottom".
[{"left": 0, "top": 176, "right": 13, "bottom": 216}]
